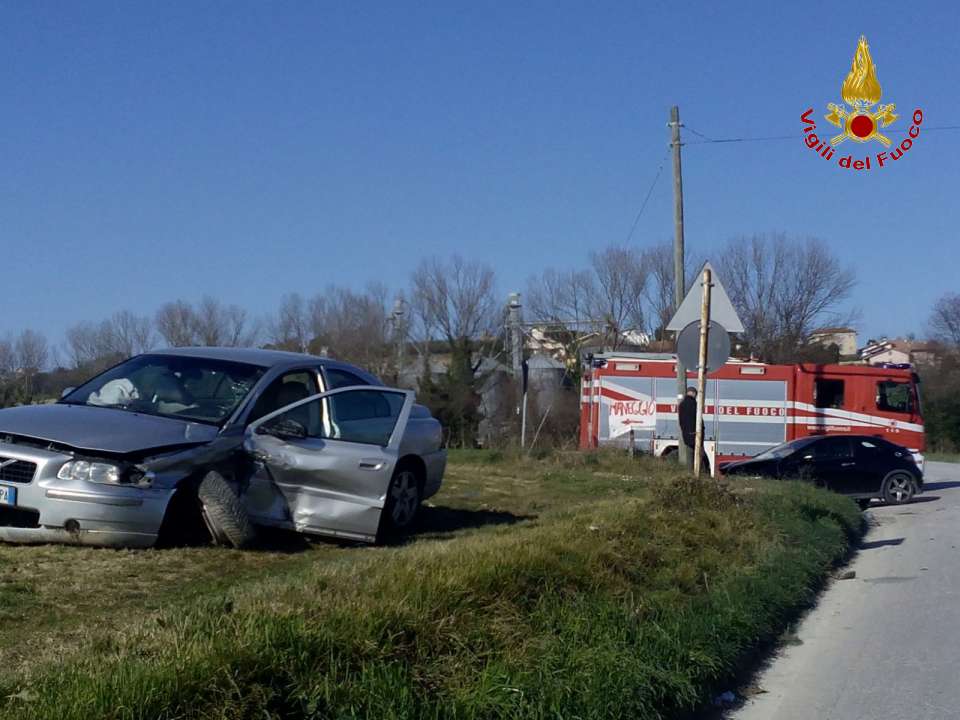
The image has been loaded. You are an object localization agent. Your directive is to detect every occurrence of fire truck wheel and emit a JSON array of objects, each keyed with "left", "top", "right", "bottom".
[{"left": 881, "top": 472, "right": 916, "bottom": 506}]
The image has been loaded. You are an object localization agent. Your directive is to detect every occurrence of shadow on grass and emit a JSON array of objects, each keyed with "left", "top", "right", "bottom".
[
  {"left": 162, "top": 503, "right": 535, "bottom": 554},
  {"left": 417, "top": 505, "right": 533, "bottom": 535},
  {"left": 255, "top": 506, "right": 536, "bottom": 552},
  {"left": 253, "top": 527, "right": 314, "bottom": 553}
]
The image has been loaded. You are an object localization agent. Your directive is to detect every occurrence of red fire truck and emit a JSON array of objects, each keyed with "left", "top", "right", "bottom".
[{"left": 579, "top": 353, "right": 925, "bottom": 472}]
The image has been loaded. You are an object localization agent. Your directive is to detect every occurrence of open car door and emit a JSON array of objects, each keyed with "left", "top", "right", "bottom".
[{"left": 243, "top": 386, "right": 414, "bottom": 542}]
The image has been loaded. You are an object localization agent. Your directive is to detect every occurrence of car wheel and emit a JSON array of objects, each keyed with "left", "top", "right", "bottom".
[
  {"left": 198, "top": 471, "right": 256, "bottom": 549},
  {"left": 382, "top": 467, "right": 421, "bottom": 536},
  {"left": 881, "top": 472, "right": 916, "bottom": 506}
]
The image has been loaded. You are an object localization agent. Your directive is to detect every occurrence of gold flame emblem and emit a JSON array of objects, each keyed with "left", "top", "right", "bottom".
[{"left": 825, "top": 36, "right": 897, "bottom": 146}]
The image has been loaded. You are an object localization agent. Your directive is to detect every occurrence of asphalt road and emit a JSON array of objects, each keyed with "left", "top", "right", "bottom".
[{"left": 729, "top": 461, "right": 960, "bottom": 720}]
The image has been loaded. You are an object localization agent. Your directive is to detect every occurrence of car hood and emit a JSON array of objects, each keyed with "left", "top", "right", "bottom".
[{"left": 0, "top": 403, "right": 218, "bottom": 455}]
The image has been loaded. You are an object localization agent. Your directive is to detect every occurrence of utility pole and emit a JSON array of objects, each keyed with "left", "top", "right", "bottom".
[
  {"left": 669, "top": 105, "right": 688, "bottom": 467},
  {"left": 507, "top": 293, "right": 527, "bottom": 447},
  {"left": 508, "top": 293, "right": 523, "bottom": 380},
  {"left": 391, "top": 297, "right": 406, "bottom": 385}
]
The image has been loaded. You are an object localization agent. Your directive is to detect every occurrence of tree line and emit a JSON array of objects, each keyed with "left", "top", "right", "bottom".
[{"left": 6, "top": 232, "right": 956, "bottom": 449}]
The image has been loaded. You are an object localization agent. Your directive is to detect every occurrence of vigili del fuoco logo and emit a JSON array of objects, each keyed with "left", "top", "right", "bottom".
[{"left": 801, "top": 35, "right": 923, "bottom": 170}]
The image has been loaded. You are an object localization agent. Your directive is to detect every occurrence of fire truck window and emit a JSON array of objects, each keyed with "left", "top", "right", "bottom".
[
  {"left": 814, "top": 379, "right": 844, "bottom": 409},
  {"left": 877, "top": 381, "right": 912, "bottom": 414}
]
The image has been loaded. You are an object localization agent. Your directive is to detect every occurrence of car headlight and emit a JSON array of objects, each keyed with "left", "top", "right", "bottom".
[{"left": 57, "top": 460, "right": 123, "bottom": 484}]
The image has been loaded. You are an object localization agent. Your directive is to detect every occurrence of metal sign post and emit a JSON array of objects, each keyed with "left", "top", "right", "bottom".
[{"left": 693, "top": 268, "right": 712, "bottom": 477}]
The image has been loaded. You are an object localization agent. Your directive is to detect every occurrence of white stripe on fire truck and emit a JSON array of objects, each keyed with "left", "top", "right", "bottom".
[
  {"left": 789, "top": 401, "right": 923, "bottom": 433},
  {"left": 584, "top": 384, "right": 923, "bottom": 434}
]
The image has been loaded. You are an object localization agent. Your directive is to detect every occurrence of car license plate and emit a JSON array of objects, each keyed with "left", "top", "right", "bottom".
[{"left": 0, "top": 485, "right": 16, "bottom": 506}]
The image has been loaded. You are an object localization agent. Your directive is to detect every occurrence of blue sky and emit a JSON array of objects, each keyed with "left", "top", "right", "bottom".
[{"left": 2, "top": 1, "right": 957, "bottom": 351}]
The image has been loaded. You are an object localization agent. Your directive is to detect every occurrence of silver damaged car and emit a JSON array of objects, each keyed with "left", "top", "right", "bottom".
[{"left": 0, "top": 348, "right": 446, "bottom": 548}]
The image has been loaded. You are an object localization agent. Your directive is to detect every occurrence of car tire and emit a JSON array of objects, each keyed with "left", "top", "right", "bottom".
[
  {"left": 380, "top": 466, "right": 422, "bottom": 539},
  {"left": 881, "top": 472, "right": 916, "bottom": 506},
  {"left": 198, "top": 471, "right": 256, "bottom": 549}
]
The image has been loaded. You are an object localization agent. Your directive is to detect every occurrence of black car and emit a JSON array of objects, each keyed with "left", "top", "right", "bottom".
[{"left": 721, "top": 435, "right": 923, "bottom": 508}]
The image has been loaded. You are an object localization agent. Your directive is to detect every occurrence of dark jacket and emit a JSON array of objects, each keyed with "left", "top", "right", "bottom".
[{"left": 678, "top": 395, "right": 697, "bottom": 448}]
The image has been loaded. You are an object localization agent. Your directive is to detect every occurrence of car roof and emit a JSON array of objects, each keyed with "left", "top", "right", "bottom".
[
  {"left": 807, "top": 434, "right": 883, "bottom": 441},
  {"left": 147, "top": 347, "right": 379, "bottom": 379},
  {"left": 805, "top": 434, "right": 898, "bottom": 447}
]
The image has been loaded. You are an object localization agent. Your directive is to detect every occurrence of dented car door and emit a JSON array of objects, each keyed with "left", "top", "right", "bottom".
[{"left": 243, "top": 387, "right": 414, "bottom": 542}]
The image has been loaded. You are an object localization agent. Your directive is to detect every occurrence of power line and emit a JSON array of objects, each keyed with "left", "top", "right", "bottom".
[
  {"left": 685, "top": 129, "right": 796, "bottom": 145},
  {"left": 683, "top": 123, "right": 960, "bottom": 146},
  {"left": 684, "top": 125, "right": 714, "bottom": 142},
  {"left": 625, "top": 150, "right": 669, "bottom": 244}
]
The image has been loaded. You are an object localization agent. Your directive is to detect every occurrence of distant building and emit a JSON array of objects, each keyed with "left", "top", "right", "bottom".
[
  {"left": 859, "top": 337, "right": 940, "bottom": 367},
  {"left": 809, "top": 327, "right": 858, "bottom": 357},
  {"left": 525, "top": 326, "right": 650, "bottom": 365}
]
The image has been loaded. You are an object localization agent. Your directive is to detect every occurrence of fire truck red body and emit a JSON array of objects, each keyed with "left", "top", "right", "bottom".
[{"left": 579, "top": 353, "right": 924, "bottom": 470}]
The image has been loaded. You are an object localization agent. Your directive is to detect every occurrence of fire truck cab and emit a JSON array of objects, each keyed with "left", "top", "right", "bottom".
[{"left": 579, "top": 353, "right": 924, "bottom": 474}]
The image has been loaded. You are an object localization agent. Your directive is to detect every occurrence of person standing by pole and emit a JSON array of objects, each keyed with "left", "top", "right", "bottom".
[{"left": 678, "top": 387, "right": 697, "bottom": 471}]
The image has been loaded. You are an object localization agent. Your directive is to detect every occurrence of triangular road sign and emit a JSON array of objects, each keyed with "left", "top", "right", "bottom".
[{"left": 666, "top": 261, "right": 744, "bottom": 333}]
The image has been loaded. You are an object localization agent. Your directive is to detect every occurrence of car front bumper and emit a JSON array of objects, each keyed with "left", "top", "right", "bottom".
[{"left": 0, "top": 442, "right": 173, "bottom": 548}]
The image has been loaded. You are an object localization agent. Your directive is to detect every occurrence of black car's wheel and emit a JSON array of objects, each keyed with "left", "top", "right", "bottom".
[
  {"left": 381, "top": 466, "right": 422, "bottom": 538},
  {"left": 198, "top": 471, "right": 256, "bottom": 548},
  {"left": 881, "top": 472, "right": 916, "bottom": 506}
]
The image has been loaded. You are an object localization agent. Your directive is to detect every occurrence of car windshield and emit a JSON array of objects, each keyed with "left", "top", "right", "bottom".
[
  {"left": 61, "top": 354, "right": 266, "bottom": 425},
  {"left": 752, "top": 437, "right": 816, "bottom": 461}
]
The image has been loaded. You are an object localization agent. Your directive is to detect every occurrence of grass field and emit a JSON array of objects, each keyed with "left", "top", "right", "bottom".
[{"left": 0, "top": 450, "right": 862, "bottom": 719}]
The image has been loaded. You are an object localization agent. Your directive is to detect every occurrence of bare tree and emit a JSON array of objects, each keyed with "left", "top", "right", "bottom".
[
  {"left": 717, "top": 233, "right": 856, "bottom": 361},
  {"left": 0, "top": 335, "right": 14, "bottom": 378},
  {"left": 526, "top": 245, "right": 648, "bottom": 353},
  {"left": 0, "top": 334, "right": 16, "bottom": 406},
  {"left": 64, "top": 311, "right": 152, "bottom": 370},
  {"left": 588, "top": 246, "right": 647, "bottom": 348},
  {"left": 15, "top": 329, "right": 48, "bottom": 373},
  {"left": 269, "top": 293, "right": 311, "bottom": 352},
  {"left": 195, "top": 296, "right": 258, "bottom": 347},
  {"left": 64, "top": 321, "right": 109, "bottom": 369},
  {"left": 640, "top": 242, "right": 702, "bottom": 340},
  {"left": 155, "top": 301, "right": 200, "bottom": 347},
  {"left": 526, "top": 268, "right": 595, "bottom": 329},
  {"left": 411, "top": 256, "right": 499, "bottom": 447},
  {"left": 108, "top": 310, "right": 154, "bottom": 357},
  {"left": 14, "top": 329, "right": 49, "bottom": 398},
  {"left": 526, "top": 268, "right": 597, "bottom": 363},
  {"left": 930, "top": 293, "right": 960, "bottom": 346},
  {"left": 308, "top": 284, "right": 392, "bottom": 374},
  {"left": 412, "top": 256, "right": 498, "bottom": 346}
]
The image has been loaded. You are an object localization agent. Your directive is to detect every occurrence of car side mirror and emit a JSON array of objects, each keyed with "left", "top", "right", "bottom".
[
  {"left": 256, "top": 417, "right": 307, "bottom": 441},
  {"left": 60, "top": 386, "right": 76, "bottom": 399}
]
